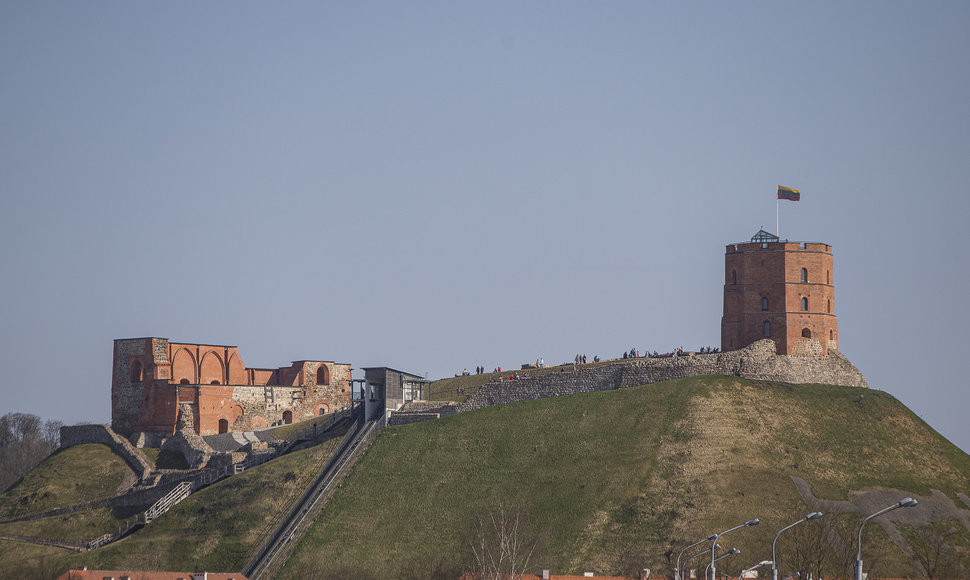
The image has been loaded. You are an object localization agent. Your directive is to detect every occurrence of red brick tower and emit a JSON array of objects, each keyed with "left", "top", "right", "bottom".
[{"left": 721, "top": 230, "right": 838, "bottom": 355}]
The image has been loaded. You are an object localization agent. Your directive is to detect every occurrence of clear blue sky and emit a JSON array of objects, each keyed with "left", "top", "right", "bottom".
[{"left": 2, "top": 2, "right": 968, "bottom": 453}]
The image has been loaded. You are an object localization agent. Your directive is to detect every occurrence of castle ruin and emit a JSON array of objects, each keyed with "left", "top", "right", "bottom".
[{"left": 111, "top": 337, "right": 351, "bottom": 437}]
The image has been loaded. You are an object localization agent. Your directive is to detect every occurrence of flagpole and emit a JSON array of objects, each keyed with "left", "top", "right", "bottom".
[{"left": 776, "top": 193, "right": 780, "bottom": 237}]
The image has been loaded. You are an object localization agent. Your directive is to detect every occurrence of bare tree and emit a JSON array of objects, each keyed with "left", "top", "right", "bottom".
[
  {"left": 781, "top": 510, "right": 860, "bottom": 580},
  {"left": 910, "top": 521, "right": 964, "bottom": 580},
  {"left": 0, "top": 412, "right": 62, "bottom": 493},
  {"left": 466, "top": 500, "right": 543, "bottom": 580},
  {"left": 43, "top": 418, "right": 63, "bottom": 448}
]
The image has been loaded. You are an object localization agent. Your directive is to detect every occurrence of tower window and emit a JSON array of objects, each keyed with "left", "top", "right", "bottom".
[
  {"left": 826, "top": 270, "right": 830, "bottom": 284},
  {"left": 802, "top": 328, "right": 812, "bottom": 338},
  {"left": 830, "top": 329, "right": 834, "bottom": 340},
  {"left": 763, "top": 321, "right": 771, "bottom": 338},
  {"left": 732, "top": 269, "right": 737, "bottom": 285},
  {"left": 801, "top": 297, "right": 808, "bottom": 311},
  {"left": 761, "top": 297, "right": 769, "bottom": 311},
  {"left": 130, "top": 360, "right": 143, "bottom": 383},
  {"left": 800, "top": 268, "right": 808, "bottom": 283},
  {"left": 827, "top": 299, "right": 831, "bottom": 313}
]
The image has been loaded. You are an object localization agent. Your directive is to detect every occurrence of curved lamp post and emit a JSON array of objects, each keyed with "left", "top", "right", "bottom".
[
  {"left": 739, "top": 560, "right": 773, "bottom": 580},
  {"left": 855, "top": 498, "right": 917, "bottom": 580},
  {"left": 710, "top": 519, "right": 759, "bottom": 580},
  {"left": 705, "top": 548, "right": 741, "bottom": 578},
  {"left": 683, "top": 543, "right": 720, "bottom": 580},
  {"left": 771, "top": 512, "right": 822, "bottom": 580},
  {"left": 677, "top": 535, "right": 718, "bottom": 580}
]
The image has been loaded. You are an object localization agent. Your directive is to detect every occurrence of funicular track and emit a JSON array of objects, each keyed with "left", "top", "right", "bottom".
[{"left": 244, "top": 413, "right": 384, "bottom": 579}]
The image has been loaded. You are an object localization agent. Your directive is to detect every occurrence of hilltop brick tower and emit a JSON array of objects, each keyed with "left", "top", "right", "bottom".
[{"left": 721, "top": 230, "right": 838, "bottom": 355}]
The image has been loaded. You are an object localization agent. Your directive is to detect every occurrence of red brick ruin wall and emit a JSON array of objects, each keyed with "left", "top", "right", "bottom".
[
  {"left": 112, "top": 338, "right": 351, "bottom": 436},
  {"left": 722, "top": 242, "right": 838, "bottom": 355}
]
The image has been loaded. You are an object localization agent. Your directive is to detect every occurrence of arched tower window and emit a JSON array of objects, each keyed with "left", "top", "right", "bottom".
[
  {"left": 130, "top": 360, "right": 143, "bottom": 383},
  {"left": 827, "top": 299, "right": 831, "bottom": 313},
  {"left": 800, "top": 268, "right": 808, "bottom": 283},
  {"left": 763, "top": 321, "right": 771, "bottom": 338},
  {"left": 830, "top": 329, "right": 834, "bottom": 340},
  {"left": 802, "top": 328, "right": 812, "bottom": 338},
  {"left": 316, "top": 365, "right": 330, "bottom": 386},
  {"left": 282, "top": 410, "right": 293, "bottom": 424},
  {"left": 731, "top": 269, "right": 737, "bottom": 285},
  {"left": 179, "top": 378, "right": 190, "bottom": 385},
  {"left": 826, "top": 270, "right": 830, "bottom": 284},
  {"left": 218, "top": 418, "right": 229, "bottom": 434},
  {"left": 801, "top": 297, "right": 808, "bottom": 311},
  {"left": 761, "top": 297, "right": 769, "bottom": 311}
]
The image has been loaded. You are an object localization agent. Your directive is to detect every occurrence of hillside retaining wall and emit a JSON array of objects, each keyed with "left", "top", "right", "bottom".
[
  {"left": 458, "top": 340, "right": 867, "bottom": 413},
  {"left": 59, "top": 424, "right": 153, "bottom": 483}
]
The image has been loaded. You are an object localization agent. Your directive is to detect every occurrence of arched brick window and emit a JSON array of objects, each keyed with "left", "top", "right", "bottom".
[
  {"left": 827, "top": 299, "right": 831, "bottom": 313},
  {"left": 282, "top": 410, "right": 293, "bottom": 424},
  {"left": 218, "top": 419, "right": 229, "bottom": 434},
  {"left": 210, "top": 380, "right": 220, "bottom": 385},
  {"left": 130, "top": 360, "right": 143, "bottom": 383},
  {"left": 802, "top": 328, "right": 812, "bottom": 338},
  {"left": 316, "top": 365, "right": 330, "bottom": 386},
  {"left": 826, "top": 270, "right": 830, "bottom": 284},
  {"left": 761, "top": 297, "right": 769, "bottom": 311},
  {"left": 732, "top": 269, "right": 737, "bottom": 284},
  {"left": 830, "top": 329, "right": 834, "bottom": 340},
  {"left": 763, "top": 320, "right": 770, "bottom": 338},
  {"left": 801, "top": 297, "right": 808, "bottom": 311},
  {"left": 801, "top": 268, "right": 808, "bottom": 283},
  {"left": 180, "top": 378, "right": 190, "bottom": 385}
]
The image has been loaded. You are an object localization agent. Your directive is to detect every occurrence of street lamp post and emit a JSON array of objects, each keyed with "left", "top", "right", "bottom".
[
  {"left": 683, "top": 544, "right": 720, "bottom": 580},
  {"left": 677, "top": 535, "right": 718, "bottom": 580},
  {"left": 739, "top": 560, "right": 773, "bottom": 580},
  {"left": 771, "top": 512, "right": 822, "bottom": 580},
  {"left": 680, "top": 536, "right": 721, "bottom": 580},
  {"left": 705, "top": 548, "right": 741, "bottom": 579},
  {"left": 855, "top": 497, "right": 917, "bottom": 580},
  {"left": 710, "top": 519, "right": 759, "bottom": 580}
]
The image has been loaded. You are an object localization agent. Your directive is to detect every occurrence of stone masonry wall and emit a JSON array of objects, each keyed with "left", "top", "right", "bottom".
[
  {"left": 111, "top": 339, "right": 149, "bottom": 434},
  {"left": 458, "top": 340, "right": 867, "bottom": 413},
  {"left": 160, "top": 403, "right": 217, "bottom": 468},
  {"left": 60, "top": 424, "right": 153, "bottom": 483}
]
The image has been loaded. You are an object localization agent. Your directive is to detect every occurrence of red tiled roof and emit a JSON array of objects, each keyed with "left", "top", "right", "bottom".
[{"left": 55, "top": 570, "right": 248, "bottom": 580}]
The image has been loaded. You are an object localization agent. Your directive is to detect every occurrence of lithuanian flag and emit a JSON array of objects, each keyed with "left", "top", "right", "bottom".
[{"left": 777, "top": 185, "right": 801, "bottom": 201}]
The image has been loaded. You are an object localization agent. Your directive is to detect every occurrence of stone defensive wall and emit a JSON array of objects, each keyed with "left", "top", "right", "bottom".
[
  {"left": 59, "top": 424, "right": 153, "bottom": 483},
  {"left": 456, "top": 340, "right": 868, "bottom": 413}
]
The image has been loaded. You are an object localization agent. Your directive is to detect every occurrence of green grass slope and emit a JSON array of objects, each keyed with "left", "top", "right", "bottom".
[
  {"left": 0, "top": 444, "right": 129, "bottom": 521},
  {"left": 0, "top": 427, "right": 349, "bottom": 579},
  {"left": 282, "top": 376, "right": 970, "bottom": 579}
]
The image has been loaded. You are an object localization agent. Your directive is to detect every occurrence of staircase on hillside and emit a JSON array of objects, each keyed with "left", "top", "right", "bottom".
[{"left": 86, "top": 480, "right": 193, "bottom": 550}]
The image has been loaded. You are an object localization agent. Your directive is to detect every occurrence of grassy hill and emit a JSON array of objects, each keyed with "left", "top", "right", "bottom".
[
  {"left": 280, "top": 376, "right": 970, "bottom": 578},
  {"left": 0, "top": 444, "right": 129, "bottom": 521},
  {"left": 0, "top": 423, "right": 350, "bottom": 579},
  {"left": 3, "top": 376, "right": 970, "bottom": 579}
]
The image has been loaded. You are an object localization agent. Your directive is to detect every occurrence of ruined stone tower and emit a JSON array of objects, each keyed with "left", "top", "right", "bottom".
[{"left": 721, "top": 230, "right": 838, "bottom": 355}]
